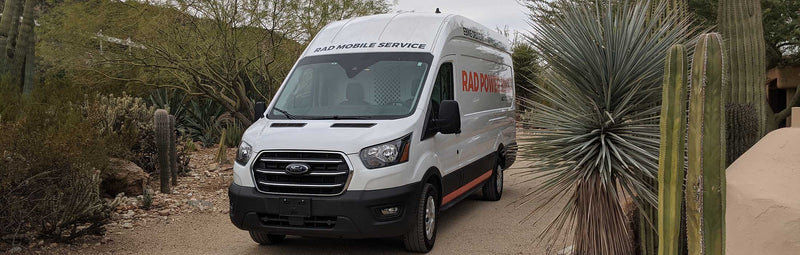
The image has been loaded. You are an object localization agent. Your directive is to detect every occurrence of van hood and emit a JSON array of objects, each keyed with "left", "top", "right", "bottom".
[{"left": 240, "top": 118, "right": 417, "bottom": 155}]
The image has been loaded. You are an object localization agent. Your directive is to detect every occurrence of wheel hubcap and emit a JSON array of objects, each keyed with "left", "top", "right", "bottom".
[
  {"left": 424, "top": 195, "right": 436, "bottom": 240},
  {"left": 496, "top": 165, "right": 503, "bottom": 194}
]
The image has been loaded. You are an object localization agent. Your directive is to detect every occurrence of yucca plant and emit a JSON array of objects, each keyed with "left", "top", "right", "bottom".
[{"left": 517, "top": 1, "right": 693, "bottom": 254}]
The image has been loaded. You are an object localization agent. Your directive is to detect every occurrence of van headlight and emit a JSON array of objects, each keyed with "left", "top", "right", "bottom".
[
  {"left": 359, "top": 134, "right": 411, "bottom": 169},
  {"left": 236, "top": 141, "right": 253, "bottom": 165}
]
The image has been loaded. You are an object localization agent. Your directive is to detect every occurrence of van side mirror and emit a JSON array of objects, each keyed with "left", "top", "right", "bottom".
[
  {"left": 434, "top": 100, "right": 461, "bottom": 134},
  {"left": 254, "top": 101, "right": 266, "bottom": 120}
]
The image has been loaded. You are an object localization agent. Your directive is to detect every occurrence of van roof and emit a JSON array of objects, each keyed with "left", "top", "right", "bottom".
[{"left": 305, "top": 12, "right": 511, "bottom": 56}]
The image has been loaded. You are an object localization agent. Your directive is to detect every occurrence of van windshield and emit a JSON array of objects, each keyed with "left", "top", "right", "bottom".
[{"left": 268, "top": 52, "right": 434, "bottom": 120}]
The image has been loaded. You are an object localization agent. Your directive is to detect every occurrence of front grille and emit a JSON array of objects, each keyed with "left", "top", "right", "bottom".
[
  {"left": 259, "top": 214, "right": 337, "bottom": 229},
  {"left": 252, "top": 151, "right": 351, "bottom": 195}
]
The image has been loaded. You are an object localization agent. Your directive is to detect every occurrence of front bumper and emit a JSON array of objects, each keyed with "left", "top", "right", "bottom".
[{"left": 228, "top": 182, "right": 420, "bottom": 239}]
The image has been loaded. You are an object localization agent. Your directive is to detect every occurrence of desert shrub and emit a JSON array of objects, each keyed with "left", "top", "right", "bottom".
[
  {"left": 80, "top": 93, "right": 190, "bottom": 174},
  {"left": 0, "top": 83, "right": 119, "bottom": 244}
]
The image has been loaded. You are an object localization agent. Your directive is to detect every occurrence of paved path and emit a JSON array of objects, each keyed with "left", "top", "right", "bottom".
[{"left": 83, "top": 160, "right": 563, "bottom": 254}]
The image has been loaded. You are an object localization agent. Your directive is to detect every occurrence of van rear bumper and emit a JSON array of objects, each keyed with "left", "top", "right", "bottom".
[{"left": 228, "top": 182, "right": 420, "bottom": 239}]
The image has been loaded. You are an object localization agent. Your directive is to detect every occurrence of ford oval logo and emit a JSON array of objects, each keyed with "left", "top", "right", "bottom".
[{"left": 285, "top": 163, "right": 311, "bottom": 175}]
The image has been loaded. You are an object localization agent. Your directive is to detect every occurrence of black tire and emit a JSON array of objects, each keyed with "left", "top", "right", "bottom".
[
  {"left": 482, "top": 161, "right": 503, "bottom": 201},
  {"left": 249, "top": 231, "right": 285, "bottom": 245},
  {"left": 403, "top": 183, "right": 438, "bottom": 253}
]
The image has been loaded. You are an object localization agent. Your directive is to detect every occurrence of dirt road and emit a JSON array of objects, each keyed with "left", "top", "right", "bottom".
[{"left": 73, "top": 160, "right": 563, "bottom": 255}]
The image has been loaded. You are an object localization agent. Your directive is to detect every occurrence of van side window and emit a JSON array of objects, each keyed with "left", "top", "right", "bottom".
[
  {"left": 431, "top": 63, "right": 454, "bottom": 117},
  {"left": 424, "top": 62, "right": 454, "bottom": 139}
]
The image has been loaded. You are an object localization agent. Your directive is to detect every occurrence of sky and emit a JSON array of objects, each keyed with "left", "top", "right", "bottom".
[{"left": 392, "top": 0, "right": 531, "bottom": 42}]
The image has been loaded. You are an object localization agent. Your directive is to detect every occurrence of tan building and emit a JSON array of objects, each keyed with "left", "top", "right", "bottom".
[{"left": 766, "top": 66, "right": 800, "bottom": 127}]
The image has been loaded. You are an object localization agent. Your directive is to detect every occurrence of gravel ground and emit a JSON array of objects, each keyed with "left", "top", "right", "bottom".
[
  {"left": 9, "top": 144, "right": 568, "bottom": 255},
  {"left": 61, "top": 160, "right": 565, "bottom": 255}
]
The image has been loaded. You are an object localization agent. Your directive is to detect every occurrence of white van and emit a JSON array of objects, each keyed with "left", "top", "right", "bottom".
[{"left": 228, "top": 12, "right": 517, "bottom": 253}]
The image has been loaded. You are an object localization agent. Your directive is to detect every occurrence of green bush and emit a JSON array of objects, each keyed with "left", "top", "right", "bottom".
[{"left": 0, "top": 82, "right": 119, "bottom": 243}]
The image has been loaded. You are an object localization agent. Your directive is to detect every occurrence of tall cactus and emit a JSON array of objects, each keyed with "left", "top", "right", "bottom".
[
  {"left": 687, "top": 33, "right": 726, "bottom": 255},
  {"left": 725, "top": 103, "right": 758, "bottom": 166},
  {"left": 154, "top": 109, "right": 171, "bottom": 193},
  {"left": 658, "top": 44, "right": 688, "bottom": 255},
  {"left": 0, "top": 0, "right": 22, "bottom": 70},
  {"left": 168, "top": 115, "right": 178, "bottom": 186},
  {"left": 718, "top": 0, "right": 766, "bottom": 136},
  {"left": 216, "top": 128, "right": 228, "bottom": 164},
  {"left": 12, "top": 0, "right": 34, "bottom": 91}
]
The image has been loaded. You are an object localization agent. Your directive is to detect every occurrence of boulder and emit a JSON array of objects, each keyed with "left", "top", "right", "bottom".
[
  {"left": 102, "top": 158, "right": 149, "bottom": 196},
  {"left": 726, "top": 128, "right": 800, "bottom": 255}
]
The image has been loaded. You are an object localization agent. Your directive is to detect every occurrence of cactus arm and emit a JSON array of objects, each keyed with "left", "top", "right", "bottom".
[
  {"left": 216, "top": 128, "right": 228, "bottom": 164},
  {"left": 21, "top": 31, "right": 33, "bottom": 94},
  {"left": 154, "top": 109, "right": 171, "bottom": 193},
  {"left": 168, "top": 115, "right": 178, "bottom": 186},
  {"left": 687, "top": 33, "right": 726, "bottom": 255},
  {"left": 12, "top": 0, "right": 34, "bottom": 79},
  {"left": 657, "top": 44, "right": 688, "bottom": 255}
]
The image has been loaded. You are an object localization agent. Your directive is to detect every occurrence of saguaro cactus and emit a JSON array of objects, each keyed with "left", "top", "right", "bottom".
[
  {"left": 718, "top": 0, "right": 766, "bottom": 136},
  {"left": 657, "top": 44, "right": 688, "bottom": 255},
  {"left": 687, "top": 33, "right": 726, "bottom": 255},
  {"left": 154, "top": 109, "right": 171, "bottom": 193},
  {"left": 725, "top": 103, "right": 758, "bottom": 166},
  {"left": 168, "top": 115, "right": 178, "bottom": 186}
]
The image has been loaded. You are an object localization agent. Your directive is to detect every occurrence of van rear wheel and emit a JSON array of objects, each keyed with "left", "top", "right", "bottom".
[
  {"left": 482, "top": 162, "right": 503, "bottom": 201},
  {"left": 403, "top": 183, "right": 438, "bottom": 253},
  {"left": 249, "top": 231, "right": 285, "bottom": 245}
]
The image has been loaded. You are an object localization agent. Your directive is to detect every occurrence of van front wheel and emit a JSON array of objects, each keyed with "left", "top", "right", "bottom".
[
  {"left": 249, "top": 231, "right": 285, "bottom": 245},
  {"left": 403, "top": 183, "right": 438, "bottom": 253},
  {"left": 482, "top": 162, "right": 503, "bottom": 201}
]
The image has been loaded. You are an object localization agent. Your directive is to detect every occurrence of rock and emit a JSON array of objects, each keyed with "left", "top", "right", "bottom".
[
  {"left": 8, "top": 246, "right": 22, "bottom": 253},
  {"left": 158, "top": 209, "right": 170, "bottom": 216},
  {"left": 121, "top": 210, "right": 135, "bottom": 220},
  {"left": 188, "top": 199, "right": 213, "bottom": 210},
  {"left": 121, "top": 223, "right": 133, "bottom": 229},
  {"left": 102, "top": 158, "right": 149, "bottom": 196},
  {"left": 727, "top": 128, "right": 800, "bottom": 255}
]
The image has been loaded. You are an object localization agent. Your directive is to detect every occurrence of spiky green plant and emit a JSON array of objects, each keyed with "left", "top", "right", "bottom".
[
  {"left": 657, "top": 44, "right": 689, "bottom": 255},
  {"left": 518, "top": 1, "right": 694, "bottom": 254},
  {"left": 168, "top": 115, "right": 178, "bottom": 186},
  {"left": 718, "top": 0, "right": 767, "bottom": 136},
  {"left": 686, "top": 32, "right": 726, "bottom": 255},
  {"left": 154, "top": 109, "right": 171, "bottom": 193}
]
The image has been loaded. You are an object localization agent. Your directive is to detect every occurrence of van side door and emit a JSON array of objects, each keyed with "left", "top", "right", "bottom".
[{"left": 423, "top": 60, "right": 461, "bottom": 196}]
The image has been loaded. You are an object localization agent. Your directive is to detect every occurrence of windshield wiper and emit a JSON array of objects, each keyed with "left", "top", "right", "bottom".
[
  {"left": 309, "top": 115, "right": 373, "bottom": 120},
  {"left": 272, "top": 107, "right": 296, "bottom": 119}
]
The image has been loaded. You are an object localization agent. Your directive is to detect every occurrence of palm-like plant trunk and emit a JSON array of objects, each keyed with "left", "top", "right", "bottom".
[{"left": 574, "top": 177, "right": 632, "bottom": 255}]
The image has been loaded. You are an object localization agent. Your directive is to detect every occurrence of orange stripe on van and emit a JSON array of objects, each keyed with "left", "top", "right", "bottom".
[{"left": 441, "top": 169, "right": 493, "bottom": 205}]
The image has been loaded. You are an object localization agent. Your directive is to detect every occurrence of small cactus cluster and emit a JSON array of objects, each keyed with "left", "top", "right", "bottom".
[
  {"left": 657, "top": 33, "right": 727, "bottom": 255},
  {"left": 154, "top": 109, "right": 178, "bottom": 193},
  {"left": 724, "top": 103, "right": 758, "bottom": 166}
]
